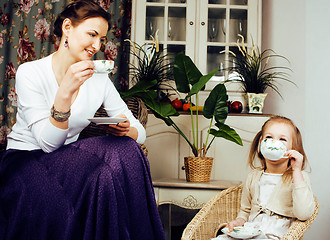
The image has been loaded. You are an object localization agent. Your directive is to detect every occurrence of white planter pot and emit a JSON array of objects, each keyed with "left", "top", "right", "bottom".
[{"left": 247, "top": 93, "right": 268, "bottom": 114}]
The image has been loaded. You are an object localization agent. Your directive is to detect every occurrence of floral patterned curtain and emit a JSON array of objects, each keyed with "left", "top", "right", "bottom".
[{"left": 0, "top": 0, "right": 132, "bottom": 150}]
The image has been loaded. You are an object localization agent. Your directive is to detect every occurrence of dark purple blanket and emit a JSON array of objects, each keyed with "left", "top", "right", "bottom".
[{"left": 0, "top": 136, "right": 165, "bottom": 240}]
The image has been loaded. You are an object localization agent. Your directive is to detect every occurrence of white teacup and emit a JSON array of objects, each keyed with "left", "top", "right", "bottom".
[
  {"left": 260, "top": 138, "right": 287, "bottom": 161},
  {"left": 93, "top": 60, "right": 114, "bottom": 73}
]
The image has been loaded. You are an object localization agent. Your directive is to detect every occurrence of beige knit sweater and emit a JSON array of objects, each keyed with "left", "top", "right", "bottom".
[{"left": 237, "top": 169, "right": 315, "bottom": 221}]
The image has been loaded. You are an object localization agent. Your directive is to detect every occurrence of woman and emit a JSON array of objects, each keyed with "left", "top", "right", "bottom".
[{"left": 0, "top": 0, "right": 165, "bottom": 239}]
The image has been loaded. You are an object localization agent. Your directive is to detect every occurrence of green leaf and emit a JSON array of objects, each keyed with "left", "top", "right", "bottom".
[
  {"left": 173, "top": 52, "right": 202, "bottom": 93},
  {"left": 119, "top": 79, "right": 157, "bottom": 99},
  {"left": 153, "top": 112, "right": 175, "bottom": 126},
  {"left": 186, "top": 68, "right": 219, "bottom": 99},
  {"left": 173, "top": 52, "right": 190, "bottom": 93},
  {"left": 210, "top": 122, "right": 243, "bottom": 146},
  {"left": 203, "top": 83, "right": 228, "bottom": 123},
  {"left": 135, "top": 91, "right": 179, "bottom": 126}
]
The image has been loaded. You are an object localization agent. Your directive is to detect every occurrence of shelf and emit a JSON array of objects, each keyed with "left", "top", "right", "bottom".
[
  {"left": 147, "top": 109, "right": 273, "bottom": 117},
  {"left": 153, "top": 178, "right": 241, "bottom": 190},
  {"left": 176, "top": 111, "right": 273, "bottom": 117}
]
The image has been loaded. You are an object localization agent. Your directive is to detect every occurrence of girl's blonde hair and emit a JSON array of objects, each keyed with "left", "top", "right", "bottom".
[{"left": 248, "top": 115, "right": 309, "bottom": 181}]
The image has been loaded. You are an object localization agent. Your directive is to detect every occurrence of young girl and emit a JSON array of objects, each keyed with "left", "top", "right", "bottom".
[{"left": 215, "top": 115, "right": 315, "bottom": 239}]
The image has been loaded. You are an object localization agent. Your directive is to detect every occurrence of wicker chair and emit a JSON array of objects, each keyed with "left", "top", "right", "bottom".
[
  {"left": 181, "top": 184, "right": 319, "bottom": 240},
  {"left": 78, "top": 97, "right": 149, "bottom": 156}
]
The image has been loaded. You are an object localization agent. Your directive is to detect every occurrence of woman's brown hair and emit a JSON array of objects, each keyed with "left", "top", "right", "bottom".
[
  {"left": 248, "top": 115, "right": 309, "bottom": 181},
  {"left": 54, "top": 0, "right": 111, "bottom": 39}
]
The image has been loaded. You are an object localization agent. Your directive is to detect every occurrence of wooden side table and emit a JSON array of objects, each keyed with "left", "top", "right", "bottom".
[{"left": 153, "top": 178, "right": 241, "bottom": 240}]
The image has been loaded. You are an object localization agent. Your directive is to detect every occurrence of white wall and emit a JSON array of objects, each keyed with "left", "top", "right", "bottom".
[
  {"left": 262, "top": 0, "right": 306, "bottom": 127},
  {"left": 262, "top": 0, "right": 330, "bottom": 239}
]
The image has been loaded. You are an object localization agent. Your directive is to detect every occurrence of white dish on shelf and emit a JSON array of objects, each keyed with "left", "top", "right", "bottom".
[
  {"left": 93, "top": 60, "right": 114, "bottom": 73},
  {"left": 221, "top": 226, "right": 262, "bottom": 239},
  {"left": 88, "top": 117, "right": 126, "bottom": 125}
]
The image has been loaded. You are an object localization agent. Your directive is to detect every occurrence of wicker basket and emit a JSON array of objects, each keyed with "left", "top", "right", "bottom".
[{"left": 184, "top": 157, "right": 214, "bottom": 182}]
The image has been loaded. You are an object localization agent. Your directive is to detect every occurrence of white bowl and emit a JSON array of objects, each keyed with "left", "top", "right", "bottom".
[
  {"left": 260, "top": 138, "right": 287, "bottom": 161},
  {"left": 93, "top": 60, "right": 114, "bottom": 73}
]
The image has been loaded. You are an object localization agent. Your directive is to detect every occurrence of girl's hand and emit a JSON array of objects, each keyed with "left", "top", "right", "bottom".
[
  {"left": 106, "top": 115, "right": 130, "bottom": 137},
  {"left": 287, "top": 149, "right": 305, "bottom": 183},
  {"left": 227, "top": 218, "right": 246, "bottom": 232},
  {"left": 286, "top": 150, "right": 304, "bottom": 172}
]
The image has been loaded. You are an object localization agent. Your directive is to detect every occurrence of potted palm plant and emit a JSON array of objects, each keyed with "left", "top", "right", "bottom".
[
  {"left": 224, "top": 35, "right": 294, "bottom": 113},
  {"left": 163, "top": 52, "right": 243, "bottom": 182},
  {"left": 173, "top": 52, "right": 242, "bottom": 155}
]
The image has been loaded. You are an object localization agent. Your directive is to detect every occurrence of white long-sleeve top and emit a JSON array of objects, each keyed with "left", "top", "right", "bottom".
[{"left": 7, "top": 54, "right": 146, "bottom": 153}]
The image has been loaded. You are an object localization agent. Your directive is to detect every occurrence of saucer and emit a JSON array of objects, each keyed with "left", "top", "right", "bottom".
[
  {"left": 221, "top": 226, "right": 261, "bottom": 239},
  {"left": 88, "top": 117, "right": 126, "bottom": 125}
]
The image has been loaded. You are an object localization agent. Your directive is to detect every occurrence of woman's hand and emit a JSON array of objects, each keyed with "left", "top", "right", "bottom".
[
  {"left": 227, "top": 218, "right": 246, "bottom": 232},
  {"left": 51, "top": 60, "right": 94, "bottom": 129},
  {"left": 106, "top": 115, "right": 130, "bottom": 137},
  {"left": 59, "top": 60, "right": 95, "bottom": 96}
]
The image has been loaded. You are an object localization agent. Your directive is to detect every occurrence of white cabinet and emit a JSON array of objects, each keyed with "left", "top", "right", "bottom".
[
  {"left": 132, "top": 0, "right": 262, "bottom": 79},
  {"left": 145, "top": 114, "right": 270, "bottom": 182}
]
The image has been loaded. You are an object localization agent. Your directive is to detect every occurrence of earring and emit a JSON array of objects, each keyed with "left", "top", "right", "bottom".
[{"left": 64, "top": 38, "right": 68, "bottom": 48}]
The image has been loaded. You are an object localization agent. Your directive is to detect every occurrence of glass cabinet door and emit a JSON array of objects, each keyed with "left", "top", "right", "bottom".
[
  {"left": 142, "top": 0, "right": 196, "bottom": 61},
  {"left": 133, "top": 0, "right": 261, "bottom": 87},
  {"left": 198, "top": 0, "right": 252, "bottom": 80},
  {"left": 135, "top": 0, "right": 196, "bottom": 62}
]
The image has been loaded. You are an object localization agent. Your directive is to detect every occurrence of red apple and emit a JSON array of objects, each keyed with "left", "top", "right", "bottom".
[
  {"left": 231, "top": 101, "right": 243, "bottom": 113},
  {"left": 171, "top": 98, "right": 183, "bottom": 110}
]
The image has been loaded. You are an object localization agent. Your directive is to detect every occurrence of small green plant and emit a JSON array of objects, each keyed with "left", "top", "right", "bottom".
[
  {"left": 223, "top": 35, "right": 294, "bottom": 97},
  {"left": 121, "top": 34, "right": 174, "bottom": 101},
  {"left": 120, "top": 35, "right": 179, "bottom": 127}
]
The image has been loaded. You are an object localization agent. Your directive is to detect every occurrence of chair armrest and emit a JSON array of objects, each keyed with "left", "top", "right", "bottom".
[
  {"left": 281, "top": 195, "right": 319, "bottom": 240},
  {"left": 181, "top": 185, "right": 243, "bottom": 240}
]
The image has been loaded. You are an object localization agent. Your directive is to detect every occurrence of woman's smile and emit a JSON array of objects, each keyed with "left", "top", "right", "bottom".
[{"left": 85, "top": 49, "right": 95, "bottom": 58}]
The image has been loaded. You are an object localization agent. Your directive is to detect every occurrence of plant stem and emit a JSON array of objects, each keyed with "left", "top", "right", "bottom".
[
  {"left": 170, "top": 118, "right": 198, "bottom": 156},
  {"left": 189, "top": 97, "right": 196, "bottom": 150},
  {"left": 205, "top": 136, "right": 216, "bottom": 153},
  {"left": 204, "top": 118, "right": 213, "bottom": 155},
  {"left": 195, "top": 94, "right": 199, "bottom": 153}
]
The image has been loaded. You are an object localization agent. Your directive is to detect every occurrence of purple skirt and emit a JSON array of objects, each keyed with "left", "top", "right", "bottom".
[{"left": 0, "top": 136, "right": 165, "bottom": 240}]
